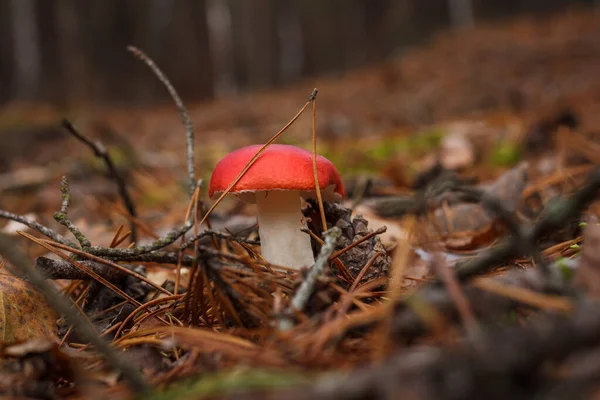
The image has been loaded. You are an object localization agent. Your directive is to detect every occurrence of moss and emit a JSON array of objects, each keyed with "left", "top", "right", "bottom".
[
  {"left": 143, "top": 368, "right": 311, "bottom": 400},
  {"left": 556, "top": 257, "right": 575, "bottom": 281},
  {"left": 490, "top": 141, "right": 521, "bottom": 166},
  {"left": 409, "top": 128, "right": 444, "bottom": 152},
  {"left": 318, "top": 130, "right": 444, "bottom": 176}
]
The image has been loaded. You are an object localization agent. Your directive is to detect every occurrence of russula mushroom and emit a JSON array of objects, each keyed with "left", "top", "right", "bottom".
[{"left": 208, "top": 144, "right": 345, "bottom": 270}]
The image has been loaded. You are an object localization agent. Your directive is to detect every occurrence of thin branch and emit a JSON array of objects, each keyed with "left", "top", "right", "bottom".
[
  {"left": 88, "top": 219, "right": 193, "bottom": 258},
  {"left": 180, "top": 229, "right": 260, "bottom": 249},
  {"left": 20, "top": 231, "right": 142, "bottom": 308},
  {"left": 0, "top": 208, "right": 75, "bottom": 247},
  {"left": 36, "top": 256, "right": 121, "bottom": 281},
  {"left": 0, "top": 233, "right": 149, "bottom": 394},
  {"left": 127, "top": 45, "right": 196, "bottom": 198},
  {"left": 309, "top": 88, "right": 328, "bottom": 233},
  {"left": 279, "top": 227, "right": 341, "bottom": 331},
  {"left": 114, "top": 251, "right": 198, "bottom": 267},
  {"left": 42, "top": 242, "right": 173, "bottom": 296},
  {"left": 62, "top": 118, "right": 138, "bottom": 243},
  {"left": 53, "top": 176, "right": 91, "bottom": 249}
]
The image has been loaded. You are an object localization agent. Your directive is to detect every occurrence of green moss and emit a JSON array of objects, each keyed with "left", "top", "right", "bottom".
[
  {"left": 409, "top": 128, "right": 444, "bottom": 152},
  {"left": 143, "top": 367, "right": 312, "bottom": 400},
  {"left": 490, "top": 141, "right": 521, "bottom": 166},
  {"left": 318, "top": 130, "right": 444, "bottom": 176},
  {"left": 556, "top": 258, "right": 575, "bottom": 281}
]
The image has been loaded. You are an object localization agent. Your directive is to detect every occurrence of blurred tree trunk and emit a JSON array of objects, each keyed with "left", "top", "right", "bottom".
[
  {"left": 363, "top": 0, "right": 421, "bottom": 60},
  {"left": 207, "top": 0, "right": 237, "bottom": 96},
  {"left": 80, "top": 1, "right": 139, "bottom": 104},
  {"left": 296, "top": 0, "right": 345, "bottom": 76},
  {"left": 0, "top": 0, "right": 597, "bottom": 106},
  {"left": 449, "top": 0, "right": 475, "bottom": 29},
  {"left": 163, "top": 0, "right": 214, "bottom": 101},
  {"left": 340, "top": 0, "right": 367, "bottom": 69},
  {"left": 35, "top": 0, "right": 61, "bottom": 103},
  {"left": 278, "top": 0, "right": 304, "bottom": 83},
  {"left": 364, "top": 0, "right": 392, "bottom": 62},
  {"left": 55, "top": 0, "right": 87, "bottom": 106},
  {"left": 229, "top": 0, "right": 280, "bottom": 89},
  {"left": 8, "top": 0, "right": 41, "bottom": 101},
  {"left": 0, "top": 0, "right": 14, "bottom": 104}
]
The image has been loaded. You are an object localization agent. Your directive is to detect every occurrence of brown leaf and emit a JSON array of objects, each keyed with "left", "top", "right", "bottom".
[
  {"left": 430, "top": 162, "right": 528, "bottom": 250},
  {"left": 0, "top": 273, "right": 58, "bottom": 344}
]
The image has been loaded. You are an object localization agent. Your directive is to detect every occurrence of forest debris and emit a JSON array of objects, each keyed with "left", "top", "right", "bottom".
[
  {"left": 431, "top": 161, "right": 529, "bottom": 250},
  {"left": 0, "top": 273, "right": 58, "bottom": 344},
  {"left": 523, "top": 109, "right": 579, "bottom": 153},
  {"left": 439, "top": 132, "right": 474, "bottom": 170},
  {"left": 305, "top": 201, "right": 392, "bottom": 285},
  {"left": 351, "top": 204, "right": 406, "bottom": 249},
  {"left": 573, "top": 223, "right": 600, "bottom": 297},
  {"left": 0, "top": 339, "right": 74, "bottom": 399}
]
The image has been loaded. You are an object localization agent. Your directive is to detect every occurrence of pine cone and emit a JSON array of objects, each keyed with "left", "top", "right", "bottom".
[{"left": 304, "top": 200, "right": 391, "bottom": 288}]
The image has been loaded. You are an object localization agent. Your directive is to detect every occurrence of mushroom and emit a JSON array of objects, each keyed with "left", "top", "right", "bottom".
[{"left": 208, "top": 144, "right": 345, "bottom": 270}]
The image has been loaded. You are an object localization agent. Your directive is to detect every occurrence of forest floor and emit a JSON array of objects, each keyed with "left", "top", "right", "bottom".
[{"left": 1, "top": 5, "right": 600, "bottom": 400}]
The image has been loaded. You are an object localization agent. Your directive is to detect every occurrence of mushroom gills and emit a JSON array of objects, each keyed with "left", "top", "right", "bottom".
[{"left": 255, "top": 190, "right": 315, "bottom": 269}]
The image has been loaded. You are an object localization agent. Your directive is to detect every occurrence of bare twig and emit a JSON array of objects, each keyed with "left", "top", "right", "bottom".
[
  {"left": 62, "top": 119, "right": 138, "bottom": 243},
  {"left": 180, "top": 229, "right": 260, "bottom": 249},
  {"left": 0, "top": 209, "right": 75, "bottom": 247},
  {"left": 36, "top": 256, "right": 121, "bottom": 281},
  {"left": 20, "top": 231, "right": 142, "bottom": 307},
  {"left": 88, "top": 219, "right": 193, "bottom": 258},
  {"left": 0, "top": 233, "right": 149, "bottom": 394},
  {"left": 53, "top": 176, "right": 91, "bottom": 249},
  {"left": 108, "top": 251, "right": 198, "bottom": 266},
  {"left": 309, "top": 88, "right": 327, "bottom": 233},
  {"left": 279, "top": 227, "right": 341, "bottom": 330},
  {"left": 39, "top": 242, "right": 173, "bottom": 296},
  {"left": 127, "top": 45, "right": 196, "bottom": 197}
]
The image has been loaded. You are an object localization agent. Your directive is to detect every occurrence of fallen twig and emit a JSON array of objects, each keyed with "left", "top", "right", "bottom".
[
  {"left": 309, "top": 88, "right": 327, "bottom": 234},
  {"left": 0, "top": 208, "right": 75, "bottom": 246},
  {"left": 180, "top": 229, "right": 260, "bottom": 249},
  {"left": 36, "top": 256, "right": 121, "bottom": 281},
  {"left": 87, "top": 219, "right": 193, "bottom": 258}
]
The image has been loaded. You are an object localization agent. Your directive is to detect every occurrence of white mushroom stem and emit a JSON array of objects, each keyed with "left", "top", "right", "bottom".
[{"left": 255, "top": 190, "right": 315, "bottom": 269}]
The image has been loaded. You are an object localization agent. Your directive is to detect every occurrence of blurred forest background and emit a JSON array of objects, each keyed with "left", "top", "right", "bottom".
[{"left": 1, "top": 0, "right": 599, "bottom": 106}]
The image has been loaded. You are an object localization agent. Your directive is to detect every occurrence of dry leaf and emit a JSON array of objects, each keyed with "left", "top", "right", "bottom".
[
  {"left": 0, "top": 273, "right": 58, "bottom": 344},
  {"left": 440, "top": 133, "right": 475, "bottom": 170}
]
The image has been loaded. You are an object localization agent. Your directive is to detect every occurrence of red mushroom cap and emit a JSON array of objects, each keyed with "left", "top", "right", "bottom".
[{"left": 208, "top": 144, "right": 345, "bottom": 200}]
